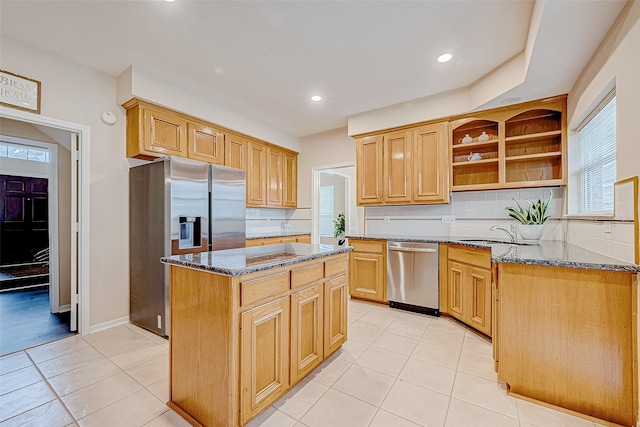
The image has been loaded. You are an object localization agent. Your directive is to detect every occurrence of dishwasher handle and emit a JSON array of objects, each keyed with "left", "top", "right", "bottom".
[{"left": 388, "top": 247, "right": 437, "bottom": 253}]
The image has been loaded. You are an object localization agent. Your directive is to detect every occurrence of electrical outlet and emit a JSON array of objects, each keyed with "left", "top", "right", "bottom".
[
  {"left": 383, "top": 216, "right": 391, "bottom": 224},
  {"left": 603, "top": 222, "right": 612, "bottom": 233},
  {"left": 157, "top": 315, "right": 162, "bottom": 329},
  {"left": 441, "top": 216, "right": 456, "bottom": 224}
]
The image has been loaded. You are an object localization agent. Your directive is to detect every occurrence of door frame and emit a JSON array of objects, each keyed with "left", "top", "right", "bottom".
[
  {"left": 311, "top": 162, "right": 357, "bottom": 245},
  {"left": 0, "top": 136, "right": 60, "bottom": 312},
  {"left": 0, "top": 106, "right": 91, "bottom": 335}
]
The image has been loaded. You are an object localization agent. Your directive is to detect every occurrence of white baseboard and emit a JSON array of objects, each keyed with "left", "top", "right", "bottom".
[
  {"left": 58, "top": 304, "right": 70, "bottom": 313},
  {"left": 89, "top": 316, "right": 130, "bottom": 334}
]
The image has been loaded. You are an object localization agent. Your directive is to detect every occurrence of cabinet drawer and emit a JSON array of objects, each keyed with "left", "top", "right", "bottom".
[
  {"left": 291, "top": 262, "right": 324, "bottom": 290},
  {"left": 241, "top": 271, "right": 290, "bottom": 306},
  {"left": 448, "top": 246, "right": 491, "bottom": 269},
  {"left": 324, "top": 256, "right": 347, "bottom": 278},
  {"left": 350, "top": 239, "right": 385, "bottom": 254}
]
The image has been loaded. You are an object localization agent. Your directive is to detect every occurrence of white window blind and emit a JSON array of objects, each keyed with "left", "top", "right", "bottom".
[
  {"left": 319, "top": 185, "right": 334, "bottom": 236},
  {"left": 578, "top": 92, "right": 616, "bottom": 214}
]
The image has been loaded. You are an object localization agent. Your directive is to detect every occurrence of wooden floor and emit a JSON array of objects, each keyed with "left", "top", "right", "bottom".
[{"left": 0, "top": 287, "right": 74, "bottom": 356}]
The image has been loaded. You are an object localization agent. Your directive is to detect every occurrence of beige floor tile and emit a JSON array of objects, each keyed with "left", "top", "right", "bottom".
[
  {"left": 61, "top": 372, "right": 143, "bottom": 420},
  {"left": 246, "top": 407, "right": 297, "bottom": 427},
  {"left": 0, "top": 381, "right": 56, "bottom": 422},
  {"left": 26, "top": 336, "right": 89, "bottom": 364},
  {"left": 36, "top": 347, "right": 104, "bottom": 378},
  {"left": 381, "top": 380, "right": 450, "bottom": 427},
  {"left": 143, "top": 410, "right": 192, "bottom": 427},
  {"left": 395, "top": 311, "right": 433, "bottom": 327},
  {"left": 83, "top": 325, "right": 154, "bottom": 357},
  {"left": 461, "top": 335, "right": 492, "bottom": 357},
  {"left": 369, "top": 409, "right": 421, "bottom": 427},
  {"left": 335, "top": 339, "right": 369, "bottom": 363},
  {"left": 300, "top": 388, "right": 377, "bottom": 427},
  {"left": 147, "top": 377, "right": 169, "bottom": 403},
  {"left": 76, "top": 388, "right": 167, "bottom": 427},
  {"left": 386, "top": 319, "right": 428, "bottom": 340},
  {"left": 292, "top": 423, "right": 308, "bottom": 427},
  {"left": 399, "top": 358, "right": 456, "bottom": 395},
  {"left": 332, "top": 364, "right": 395, "bottom": 406},
  {"left": 516, "top": 398, "right": 595, "bottom": 427},
  {"left": 457, "top": 351, "right": 497, "bottom": 381},
  {"left": 355, "top": 346, "right": 408, "bottom": 377},
  {"left": 47, "top": 358, "right": 122, "bottom": 397},
  {"left": 420, "top": 329, "right": 465, "bottom": 350},
  {"left": 0, "top": 365, "right": 42, "bottom": 396},
  {"left": 125, "top": 352, "right": 168, "bottom": 387},
  {"left": 273, "top": 378, "right": 328, "bottom": 419},
  {"left": 348, "top": 299, "right": 375, "bottom": 314},
  {"left": 367, "top": 305, "right": 401, "bottom": 320},
  {"left": 308, "top": 355, "right": 351, "bottom": 386},
  {"left": 109, "top": 341, "right": 167, "bottom": 371},
  {"left": 451, "top": 372, "right": 517, "bottom": 418},
  {"left": 348, "top": 311, "right": 365, "bottom": 325},
  {"left": 123, "top": 324, "right": 169, "bottom": 345},
  {"left": 0, "top": 352, "right": 32, "bottom": 376},
  {"left": 410, "top": 342, "right": 461, "bottom": 370},
  {"left": 428, "top": 317, "right": 467, "bottom": 335},
  {"left": 445, "top": 398, "right": 519, "bottom": 427},
  {"left": 372, "top": 332, "right": 418, "bottom": 356},
  {"left": 356, "top": 314, "right": 394, "bottom": 330},
  {"left": 347, "top": 322, "right": 385, "bottom": 344},
  {"left": 0, "top": 399, "right": 74, "bottom": 427}
]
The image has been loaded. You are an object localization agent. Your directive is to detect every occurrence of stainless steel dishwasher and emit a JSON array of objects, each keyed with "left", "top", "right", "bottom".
[{"left": 387, "top": 241, "right": 439, "bottom": 316}]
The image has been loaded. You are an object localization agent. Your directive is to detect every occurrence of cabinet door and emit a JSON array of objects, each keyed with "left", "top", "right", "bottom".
[
  {"left": 143, "top": 106, "right": 187, "bottom": 157},
  {"left": 241, "top": 297, "right": 290, "bottom": 424},
  {"left": 349, "top": 252, "right": 385, "bottom": 302},
  {"left": 224, "top": 133, "right": 247, "bottom": 170},
  {"left": 356, "top": 136, "right": 383, "bottom": 205},
  {"left": 247, "top": 141, "right": 267, "bottom": 206},
  {"left": 413, "top": 122, "right": 450, "bottom": 203},
  {"left": 383, "top": 130, "right": 412, "bottom": 203},
  {"left": 467, "top": 267, "right": 492, "bottom": 336},
  {"left": 290, "top": 284, "right": 323, "bottom": 383},
  {"left": 324, "top": 275, "right": 347, "bottom": 356},
  {"left": 187, "top": 122, "right": 224, "bottom": 164},
  {"left": 267, "top": 147, "right": 283, "bottom": 207},
  {"left": 448, "top": 261, "right": 465, "bottom": 321},
  {"left": 283, "top": 152, "right": 297, "bottom": 208}
]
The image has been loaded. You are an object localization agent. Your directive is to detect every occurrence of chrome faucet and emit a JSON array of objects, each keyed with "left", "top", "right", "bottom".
[{"left": 490, "top": 225, "right": 516, "bottom": 243}]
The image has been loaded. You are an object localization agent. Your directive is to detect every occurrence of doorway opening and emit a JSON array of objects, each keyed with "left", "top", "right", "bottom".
[
  {"left": 312, "top": 162, "right": 363, "bottom": 245},
  {"left": 0, "top": 107, "right": 90, "bottom": 355}
]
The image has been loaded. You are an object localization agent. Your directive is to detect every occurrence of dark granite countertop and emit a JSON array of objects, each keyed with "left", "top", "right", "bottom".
[
  {"left": 245, "top": 232, "right": 310, "bottom": 240},
  {"left": 161, "top": 243, "right": 353, "bottom": 276},
  {"left": 347, "top": 234, "right": 639, "bottom": 273}
]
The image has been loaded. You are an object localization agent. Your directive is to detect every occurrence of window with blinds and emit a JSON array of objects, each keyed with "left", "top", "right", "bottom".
[
  {"left": 578, "top": 91, "right": 616, "bottom": 214},
  {"left": 319, "top": 185, "right": 335, "bottom": 236}
]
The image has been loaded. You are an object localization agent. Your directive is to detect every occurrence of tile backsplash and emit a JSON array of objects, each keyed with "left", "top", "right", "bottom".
[{"left": 246, "top": 208, "right": 311, "bottom": 235}]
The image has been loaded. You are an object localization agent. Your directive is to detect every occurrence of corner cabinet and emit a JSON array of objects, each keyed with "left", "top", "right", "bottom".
[
  {"left": 451, "top": 95, "right": 566, "bottom": 191},
  {"left": 348, "top": 239, "right": 387, "bottom": 303},
  {"left": 355, "top": 122, "right": 449, "bottom": 206}
]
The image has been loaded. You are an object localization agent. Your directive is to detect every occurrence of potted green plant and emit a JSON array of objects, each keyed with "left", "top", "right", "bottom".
[
  {"left": 333, "top": 212, "right": 346, "bottom": 246},
  {"left": 505, "top": 190, "right": 553, "bottom": 242}
]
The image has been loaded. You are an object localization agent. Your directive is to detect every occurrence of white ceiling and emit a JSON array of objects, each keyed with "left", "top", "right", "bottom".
[{"left": 0, "top": 1, "right": 626, "bottom": 138}]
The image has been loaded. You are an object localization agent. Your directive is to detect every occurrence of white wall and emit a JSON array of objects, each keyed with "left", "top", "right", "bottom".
[{"left": 0, "top": 35, "right": 130, "bottom": 328}]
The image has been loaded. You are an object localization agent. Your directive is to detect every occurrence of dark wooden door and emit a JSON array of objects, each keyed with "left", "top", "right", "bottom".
[{"left": 0, "top": 175, "right": 49, "bottom": 265}]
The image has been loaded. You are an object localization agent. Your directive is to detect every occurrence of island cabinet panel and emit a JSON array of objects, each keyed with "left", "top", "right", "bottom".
[
  {"left": 324, "top": 275, "right": 348, "bottom": 355},
  {"left": 241, "top": 296, "right": 290, "bottom": 424},
  {"left": 290, "top": 284, "right": 324, "bottom": 383},
  {"left": 497, "top": 263, "right": 637, "bottom": 427}
]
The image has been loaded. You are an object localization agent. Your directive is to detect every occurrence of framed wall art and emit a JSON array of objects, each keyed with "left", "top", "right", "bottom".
[{"left": 0, "top": 70, "right": 41, "bottom": 114}]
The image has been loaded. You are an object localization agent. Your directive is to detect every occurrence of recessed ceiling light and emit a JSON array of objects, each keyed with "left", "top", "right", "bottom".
[
  {"left": 311, "top": 95, "right": 322, "bottom": 102},
  {"left": 165, "top": 0, "right": 175, "bottom": 2},
  {"left": 437, "top": 53, "right": 453, "bottom": 63}
]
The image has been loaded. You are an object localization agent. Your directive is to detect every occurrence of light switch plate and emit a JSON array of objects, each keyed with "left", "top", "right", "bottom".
[
  {"left": 442, "top": 216, "right": 456, "bottom": 224},
  {"left": 383, "top": 216, "right": 391, "bottom": 224},
  {"left": 603, "top": 222, "right": 612, "bottom": 233}
]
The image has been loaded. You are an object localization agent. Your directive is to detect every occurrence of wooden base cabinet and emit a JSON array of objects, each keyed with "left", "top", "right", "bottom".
[
  {"left": 290, "top": 284, "right": 323, "bottom": 383},
  {"left": 445, "top": 245, "right": 492, "bottom": 336},
  {"left": 324, "top": 275, "right": 348, "bottom": 355},
  {"left": 348, "top": 239, "right": 387, "bottom": 303},
  {"left": 495, "top": 263, "right": 637, "bottom": 427}
]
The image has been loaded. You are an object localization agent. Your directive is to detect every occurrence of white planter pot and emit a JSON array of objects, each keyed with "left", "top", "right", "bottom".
[{"left": 518, "top": 224, "right": 544, "bottom": 242}]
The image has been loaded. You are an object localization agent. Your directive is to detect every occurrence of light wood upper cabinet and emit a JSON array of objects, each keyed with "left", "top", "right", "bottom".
[
  {"left": 290, "top": 284, "right": 324, "bottom": 383},
  {"left": 267, "top": 147, "right": 283, "bottom": 207},
  {"left": 187, "top": 121, "right": 224, "bottom": 164},
  {"left": 283, "top": 151, "right": 297, "bottom": 208},
  {"left": 356, "top": 135, "right": 383, "bottom": 205},
  {"left": 224, "top": 132, "right": 248, "bottom": 170},
  {"left": 247, "top": 141, "right": 268, "bottom": 206},
  {"left": 413, "top": 122, "right": 450, "bottom": 203},
  {"left": 241, "top": 296, "right": 290, "bottom": 424},
  {"left": 383, "top": 130, "right": 412, "bottom": 203},
  {"left": 348, "top": 239, "right": 387, "bottom": 303}
]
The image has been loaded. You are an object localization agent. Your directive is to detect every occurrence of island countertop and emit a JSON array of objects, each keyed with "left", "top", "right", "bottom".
[{"left": 161, "top": 243, "right": 353, "bottom": 276}]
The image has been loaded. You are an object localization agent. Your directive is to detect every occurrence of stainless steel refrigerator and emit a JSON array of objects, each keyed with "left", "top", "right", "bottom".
[{"left": 129, "top": 156, "right": 246, "bottom": 336}]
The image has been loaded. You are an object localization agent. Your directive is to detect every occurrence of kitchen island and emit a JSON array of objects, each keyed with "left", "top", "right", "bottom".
[{"left": 161, "top": 243, "right": 353, "bottom": 427}]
